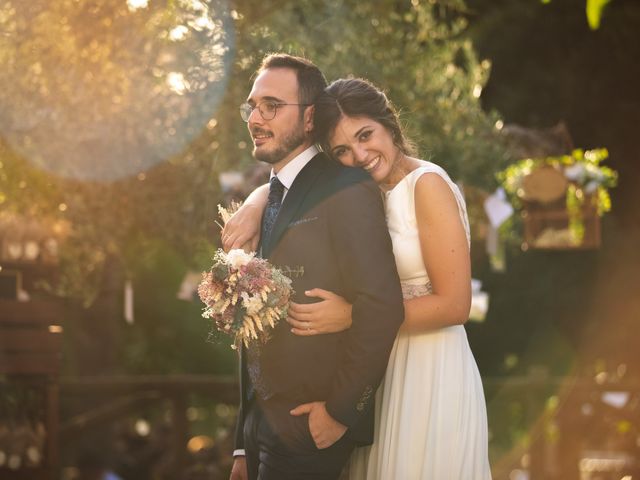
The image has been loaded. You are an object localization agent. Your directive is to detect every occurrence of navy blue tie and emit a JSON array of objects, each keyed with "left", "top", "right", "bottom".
[
  {"left": 261, "top": 176, "right": 285, "bottom": 249},
  {"left": 248, "top": 176, "right": 285, "bottom": 400}
]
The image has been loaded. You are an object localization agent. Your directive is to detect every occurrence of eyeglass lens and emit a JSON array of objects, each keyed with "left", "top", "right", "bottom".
[{"left": 240, "top": 102, "right": 278, "bottom": 122}]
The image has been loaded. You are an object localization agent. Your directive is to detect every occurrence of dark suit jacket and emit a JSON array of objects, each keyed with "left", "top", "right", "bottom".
[{"left": 235, "top": 152, "right": 404, "bottom": 448}]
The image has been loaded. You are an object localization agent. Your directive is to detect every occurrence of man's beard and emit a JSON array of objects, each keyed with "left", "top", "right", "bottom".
[{"left": 253, "top": 125, "right": 306, "bottom": 165}]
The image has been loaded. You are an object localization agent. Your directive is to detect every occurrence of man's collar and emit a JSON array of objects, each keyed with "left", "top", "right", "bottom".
[{"left": 271, "top": 145, "right": 319, "bottom": 190}]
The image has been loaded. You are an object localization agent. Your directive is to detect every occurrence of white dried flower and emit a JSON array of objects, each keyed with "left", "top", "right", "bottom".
[
  {"left": 226, "top": 249, "right": 254, "bottom": 269},
  {"left": 241, "top": 292, "right": 264, "bottom": 316}
]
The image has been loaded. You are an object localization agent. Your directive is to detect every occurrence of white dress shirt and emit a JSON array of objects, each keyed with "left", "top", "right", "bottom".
[{"left": 272, "top": 145, "right": 319, "bottom": 201}]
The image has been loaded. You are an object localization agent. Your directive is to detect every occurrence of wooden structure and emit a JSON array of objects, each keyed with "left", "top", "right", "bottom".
[
  {"left": 0, "top": 299, "right": 64, "bottom": 480},
  {"left": 522, "top": 195, "right": 601, "bottom": 250},
  {"left": 519, "top": 166, "right": 601, "bottom": 250},
  {"left": 499, "top": 123, "right": 604, "bottom": 250}
]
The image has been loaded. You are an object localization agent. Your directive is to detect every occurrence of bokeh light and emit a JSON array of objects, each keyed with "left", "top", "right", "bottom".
[{"left": 0, "top": 0, "right": 234, "bottom": 181}]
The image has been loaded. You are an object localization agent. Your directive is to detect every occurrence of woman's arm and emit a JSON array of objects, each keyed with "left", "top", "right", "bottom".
[
  {"left": 287, "top": 173, "right": 471, "bottom": 336},
  {"left": 221, "top": 184, "right": 269, "bottom": 252},
  {"left": 401, "top": 173, "right": 471, "bottom": 333}
]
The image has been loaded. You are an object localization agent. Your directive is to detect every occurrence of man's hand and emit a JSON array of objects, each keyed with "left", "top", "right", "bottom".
[
  {"left": 290, "top": 401, "right": 347, "bottom": 449},
  {"left": 229, "top": 456, "right": 248, "bottom": 480}
]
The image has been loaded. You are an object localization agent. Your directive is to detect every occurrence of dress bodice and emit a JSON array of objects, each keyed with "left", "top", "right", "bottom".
[{"left": 384, "top": 160, "right": 470, "bottom": 291}]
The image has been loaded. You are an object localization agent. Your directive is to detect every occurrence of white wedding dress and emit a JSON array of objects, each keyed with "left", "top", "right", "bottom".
[{"left": 349, "top": 161, "right": 491, "bottom": 480}]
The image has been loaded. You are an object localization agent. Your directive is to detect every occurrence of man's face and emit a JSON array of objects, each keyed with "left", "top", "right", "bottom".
[{"left": 245, "top": 68, "right": 310, "bottom": 170}]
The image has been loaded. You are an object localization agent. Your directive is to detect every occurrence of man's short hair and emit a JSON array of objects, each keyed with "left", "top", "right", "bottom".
[{"left": 258, "top": 53, "right": 327, "bottom": 106}]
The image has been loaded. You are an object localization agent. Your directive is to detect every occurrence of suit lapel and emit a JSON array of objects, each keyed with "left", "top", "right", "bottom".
[{"left": 263, "top": 154, "right": 325, "bottom": 257}]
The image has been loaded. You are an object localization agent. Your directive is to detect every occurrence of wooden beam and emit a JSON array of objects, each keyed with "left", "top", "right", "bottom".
[
  {"left": 0, "top": 299, "right": 66, "bottom": 325},
  {"left": 59, "top": 391, "right": 164, "bottom": 441},
  {"left": 0, "top": 329, "right": 63, "bottom": 352},
  {"left": 0, "top": 352, "right": 61, "bottom": 375},
  {"left": 59, "top": 375, "right": 239, "bottom": 403}
]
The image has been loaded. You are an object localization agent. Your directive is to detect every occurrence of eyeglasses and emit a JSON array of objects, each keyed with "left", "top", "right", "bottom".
[{"left": 239, "top": 101, "right": 311, "bottom": 122}]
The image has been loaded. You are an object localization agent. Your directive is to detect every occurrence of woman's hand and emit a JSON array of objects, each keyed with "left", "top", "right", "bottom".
[
  {"left": 287, "top": 289, "right": 353, "bottom": 336},
  {"left": 221, "top": 203, "right": 262, "bottom": 252},
  {"left": 221, "top": 184, "right": 269, "bottom": 252}
]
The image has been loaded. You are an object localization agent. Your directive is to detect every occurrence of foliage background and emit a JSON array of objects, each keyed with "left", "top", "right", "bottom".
[
  {"left": 1, "top": 0, "right": 639, "bottom": 471},
  {"left": 0, "top": 0, "right": 509, "bottom": 375}
]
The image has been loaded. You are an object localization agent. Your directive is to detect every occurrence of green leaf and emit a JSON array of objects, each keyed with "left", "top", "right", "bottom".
[{"left": 586, "top": 0, "right": 612, "bottom": 30}]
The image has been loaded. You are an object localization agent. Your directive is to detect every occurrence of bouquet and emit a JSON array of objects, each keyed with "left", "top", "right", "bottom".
[{"left": 198, "top": 248, "right": 293, "bottom": 349}]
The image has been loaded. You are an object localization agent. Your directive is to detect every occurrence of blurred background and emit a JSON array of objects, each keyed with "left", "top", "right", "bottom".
[{"left": 0, "top": 0, "right": 638, "bottom": 479}]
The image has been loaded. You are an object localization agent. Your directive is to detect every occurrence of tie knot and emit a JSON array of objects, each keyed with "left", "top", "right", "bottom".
[{"left": 269, "top": 176, "right": 285, "bottom": 200}]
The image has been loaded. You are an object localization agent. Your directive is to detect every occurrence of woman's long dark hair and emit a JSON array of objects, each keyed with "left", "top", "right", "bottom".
[{"left": 313, "top": 78, "right": 415, "bottom": 158}]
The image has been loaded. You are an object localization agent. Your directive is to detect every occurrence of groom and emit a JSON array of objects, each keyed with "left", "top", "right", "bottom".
[{"left": 230, "top": 54, "right": 404, "bottom": 480}]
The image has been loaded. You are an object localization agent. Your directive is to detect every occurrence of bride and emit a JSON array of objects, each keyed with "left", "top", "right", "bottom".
[{"left": 222, "top": 78, "right": 491, "bottom": 479}]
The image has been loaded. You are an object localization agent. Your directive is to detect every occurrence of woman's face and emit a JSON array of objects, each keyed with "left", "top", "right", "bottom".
[{"left": 328, "top": 115, "right": 401, "bottom": 185}]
